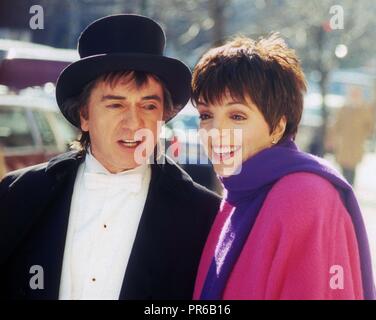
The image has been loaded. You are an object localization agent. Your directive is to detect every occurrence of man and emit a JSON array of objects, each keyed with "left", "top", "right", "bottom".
[
  {"left": 331, "top": 86, "right": 375, "bottom": 185},
  {"left": 0, "top": 14, "right": 220, "bottom": 300}
]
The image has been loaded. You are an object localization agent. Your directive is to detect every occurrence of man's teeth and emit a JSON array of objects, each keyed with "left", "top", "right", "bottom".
[
  {"left": 212, "top": 146, "right": 240, "bottom": 154},
  {"left": 120, "top": 139, "right": 141, "bottom": 146}
]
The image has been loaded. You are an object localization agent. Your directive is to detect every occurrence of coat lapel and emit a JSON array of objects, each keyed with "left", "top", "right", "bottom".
[
  {"left": 119, "top": 157, "right": 200, "bottom": 299},
  {"left": 118, "top": 163, "right": 159, "bottom": 299}
]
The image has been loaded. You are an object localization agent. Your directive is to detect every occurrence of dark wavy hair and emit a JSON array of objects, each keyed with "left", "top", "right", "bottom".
[{"left": 63, "top": 70, "right": 174, "bottom": 153}]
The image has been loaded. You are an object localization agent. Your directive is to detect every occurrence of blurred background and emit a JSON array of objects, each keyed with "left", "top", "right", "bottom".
[{"left": 0, "top": 0, "right": 375, "bottom": 275}]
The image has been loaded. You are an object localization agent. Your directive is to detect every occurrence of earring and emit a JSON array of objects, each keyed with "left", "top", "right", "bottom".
[{"left": 271, "top": 138, "right": 277, "bottom": 145}]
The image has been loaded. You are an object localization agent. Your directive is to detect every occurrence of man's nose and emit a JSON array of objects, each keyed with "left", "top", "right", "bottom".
[{"left": 122, "top": 107, "right": 143, "bottom": 130}]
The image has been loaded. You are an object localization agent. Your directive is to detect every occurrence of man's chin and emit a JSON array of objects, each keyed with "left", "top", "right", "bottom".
[
  {"left": 112, "top": 161, "right": 142, "bottom": 173},
  {"left": 108, "top": 153, "right": 144, "bottom": 172}
]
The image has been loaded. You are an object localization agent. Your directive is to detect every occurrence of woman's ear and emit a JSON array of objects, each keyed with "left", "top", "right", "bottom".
[{"left": 272, "top": 116, "right": 287, "bottom": 143}]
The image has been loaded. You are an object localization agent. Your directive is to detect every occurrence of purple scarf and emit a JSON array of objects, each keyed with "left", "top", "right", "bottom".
[{"left": 200, "top": 136, "right": 375, "bottom": 300}]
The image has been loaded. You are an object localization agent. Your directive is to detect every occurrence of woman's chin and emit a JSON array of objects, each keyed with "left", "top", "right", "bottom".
[{"left": 212, "top": 163, "right": 241, "bottom": 178}]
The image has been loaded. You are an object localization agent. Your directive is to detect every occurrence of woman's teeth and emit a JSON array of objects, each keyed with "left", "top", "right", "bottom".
[{"left": 212, "top": 145, "right": 241, "bottom": 155}]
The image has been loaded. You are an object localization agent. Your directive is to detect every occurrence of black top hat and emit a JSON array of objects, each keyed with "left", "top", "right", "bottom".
[{"left": 55, "top": 14, "right": 192, "bottom": 127}]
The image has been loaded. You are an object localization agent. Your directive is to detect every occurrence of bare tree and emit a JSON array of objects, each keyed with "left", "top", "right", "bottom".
[
  {"left": 230, "top": 0, "right": 375, "bottom": 156},
  {"left": 209, "top": 0, "right": 231, "bottom": 45}
]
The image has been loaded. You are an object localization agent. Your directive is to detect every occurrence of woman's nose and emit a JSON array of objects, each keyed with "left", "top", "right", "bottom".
[{"left": 212, "top": 116, "right": 226, "bottom": 131}]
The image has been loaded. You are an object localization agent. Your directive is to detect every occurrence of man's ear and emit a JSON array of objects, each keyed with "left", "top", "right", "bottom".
[
  {"left": 272, "top": 116, "right": 287, "bottom": 141},
  {"left": 79, "top": 107, "right": 89, "bottom": 132}
]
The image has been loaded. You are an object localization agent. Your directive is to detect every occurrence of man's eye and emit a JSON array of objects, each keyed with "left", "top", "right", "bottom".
[
  {"left": 144, "top": 104, "right": 157, "bottom": 110},
  {"left": 106, "top": 103, "right": 123, "bottom": 109},
  {"left": 231, "top": 114, "right": 246, "bottom": 121},
  {"left": 199, "top": 113, "right": 212, "bottom": 120}
]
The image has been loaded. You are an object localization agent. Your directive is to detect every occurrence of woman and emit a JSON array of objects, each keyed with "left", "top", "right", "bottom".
[{"left": 191, "top": 34, "right": 375, "bottom": 300}]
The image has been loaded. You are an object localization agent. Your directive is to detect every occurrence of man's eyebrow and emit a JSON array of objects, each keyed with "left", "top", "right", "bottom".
[
  {"left": 101, "top": 94, "right": 162, "bottom": 102},
  {"left": 101, "top": 95, "right": 126, "bottom": 101},
  {"left": 142, "top": 94, "right": 162, "bottom": 102}
]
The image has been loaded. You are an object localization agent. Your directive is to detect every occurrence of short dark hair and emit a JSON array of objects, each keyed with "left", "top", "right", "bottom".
[
  {"left": 63, "top": 70, "right": 174, "bottom": 153},
  {"left": 191, "top": 34, "right": 307, "bottom": 139}
]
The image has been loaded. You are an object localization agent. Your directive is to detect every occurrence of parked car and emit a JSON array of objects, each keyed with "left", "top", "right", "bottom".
[
  {"left": 0, "top": 40, "right": 79, "bottom": 176},
  {"left": 0, "top": 38, "right": 78, "bottom": 90},
  {"left": 0, "top": 86, "right": 78, "bottom": 173}
]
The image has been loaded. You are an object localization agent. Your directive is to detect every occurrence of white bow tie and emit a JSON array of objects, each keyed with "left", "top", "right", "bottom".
[{"left": 83, "top": 172, "right": 143, "bottom": 194}]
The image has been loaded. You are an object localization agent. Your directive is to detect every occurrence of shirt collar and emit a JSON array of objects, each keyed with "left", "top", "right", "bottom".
[{"left": 85, "top": 148, "right": 149, "bottom": 178}]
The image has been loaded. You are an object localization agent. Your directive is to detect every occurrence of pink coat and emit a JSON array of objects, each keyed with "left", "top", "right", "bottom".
[{"left": 194, "top": 172, "right": 364, "bottom": 300}]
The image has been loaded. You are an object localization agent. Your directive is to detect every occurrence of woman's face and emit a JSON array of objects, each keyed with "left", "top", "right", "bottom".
[{"left": 197, "top": 94, "right": 282, "bottom": 177}]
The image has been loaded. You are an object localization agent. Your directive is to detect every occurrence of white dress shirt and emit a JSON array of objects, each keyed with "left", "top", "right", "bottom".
[{"left": 59, "top": 150, "right": 151, "bottom": 300}]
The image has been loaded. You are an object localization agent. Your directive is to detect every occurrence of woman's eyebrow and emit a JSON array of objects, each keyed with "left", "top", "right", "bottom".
[
  {"left": 197, "top": 101, "right": 208, "bottom": 107},
  {"left": 225, "top": 100, "right": 246, "bottom": 106},
  {"left": 225, "top": 100, "right": 255, "bottom": 110}
]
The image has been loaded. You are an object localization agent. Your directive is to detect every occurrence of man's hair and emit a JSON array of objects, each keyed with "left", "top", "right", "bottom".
[
  {"left": 63, "top": 70, "right": 174, "bottom": 153},
  {"left": 191, "top": 33, "right": 307, "bottom": 139}
]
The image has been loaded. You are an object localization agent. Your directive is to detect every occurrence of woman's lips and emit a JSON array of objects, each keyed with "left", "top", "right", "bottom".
[{"left": 211, "top": 145, "right": 241, "bottom": 162}]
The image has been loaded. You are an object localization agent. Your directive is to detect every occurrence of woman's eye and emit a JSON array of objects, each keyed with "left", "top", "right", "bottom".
[
  {"left": 231, "top": 114, "right": 246, "bottom": 121},
  {"left": 106, "top": 103, "right": 123, "bottom": 109},
  {"left": 199, "top": 113, "right": 212, "bottom": 120}
]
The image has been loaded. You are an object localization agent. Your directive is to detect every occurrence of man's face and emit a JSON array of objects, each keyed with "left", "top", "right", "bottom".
[{"left": 80, "top": 76, "right": 165, "bottom": 173}]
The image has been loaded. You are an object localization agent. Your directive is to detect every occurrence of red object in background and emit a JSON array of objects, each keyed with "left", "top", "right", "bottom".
[
  {"left": 322, "top": 21, "right": 333, "bottom": 32},
  {"left": 171, "top": 135, "right": 180, "bottom": 158},
  {"left": 0, "top": 58, "right": 70, "bottom": 89}
]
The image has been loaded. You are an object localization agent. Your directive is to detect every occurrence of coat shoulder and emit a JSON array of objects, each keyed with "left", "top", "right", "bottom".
[
  {"left": 0, "top": 162, "right": 49, "bottom": 200},
  {"left": 261, "top": 172, "right": 345, "bottom": 233},
  {"left": 161, "top": 158, "right": 221, "bottom": 204},
  {"left": 0, "top": 151, "right": 81, "bottom": 198},
  {"left": 271, "top": 172, "right": 339, "bottom": 204},
  {"left": 157, "top": 158, "right": 221, "bottom": 229},
  {"left": 1, "top": 162, "right": 48, "bottom": 185}
]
